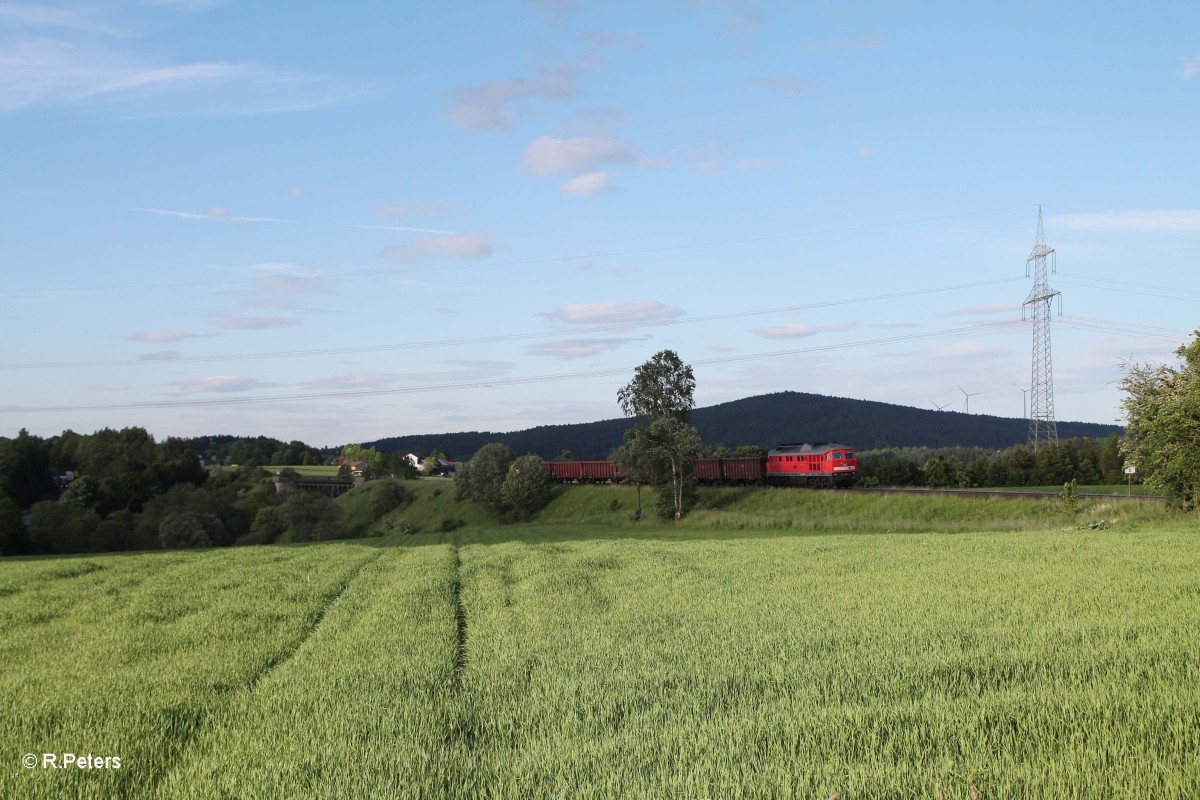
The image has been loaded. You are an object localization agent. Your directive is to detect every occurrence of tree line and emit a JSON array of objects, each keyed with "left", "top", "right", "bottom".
[
  {"left": 0, "top": 429, "right": 426, "bottom": 556},
  {"left": 855, "top": 436, "right": 1128, "bottom": 489}
]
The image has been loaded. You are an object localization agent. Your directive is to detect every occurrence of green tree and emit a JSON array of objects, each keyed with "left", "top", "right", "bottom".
[
  {"left": 159, "top": 512, "right": 221, "bottom": 549},
  {"left": 457, "top": 443, "right": 515, "bottom": 513},
  {"left": 617, "top": 349, "right": 696, "bottom": 423},
  {"left": 422, "top": 449, "right": 447, "bottom": 476},
  {"left": 612, "top": 436, "right": 654, "bottom": 520},
  {"left": 27, "top": 501, "right": 99, "bottom": 554},
  {"left": 641, "top": 416, "right": 703, "bottom": 520},
  {"left": 1120, "top": 334, "right": 1200, "bottom": 508},
  {"left": 1099, "top": 434, "right": 1124, "bottom": 484},
  {"left": 618, "top": 351, "right": 703, "bottom": 520},
  {"left": 502, "top": 455, "right": 551, "bottom": 520},
  {"left": 370, "top": 479, "right": 407, "bottom": 520},
  {"left": 59, "top": 474, "right": 118, "bottom": 517},
  {"left": 0, "top": 496, "right": 28, "bottom": 556}
]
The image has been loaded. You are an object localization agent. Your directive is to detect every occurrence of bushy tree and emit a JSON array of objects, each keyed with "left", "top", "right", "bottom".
[
  {"left": 457, "top": 443, "right": 515, "bottom": 513},
  {"left": 370, "top": 479, "right": 407, "bottom": 520},
  {"left": 1120, "top": 334, "right": 1200, "bottom": 508},
  {"left": 159, "top": 512, "right": 222, "bottom": 549},
  {"left": 617, "top": 349, "right": 696, "bottom": 424},
  {"left": 27, "top": 501, "right": 99, "bottom": 554},
  {"left": 618, "top": 351, "right": 703, "bottom": 520},
  {"left": 0, "top": 496, "right": 28, "bottom": 556},
  {"left": 59, "top": 474, "right": 118, "bottom": 517},
  {"left": 502, "top": 455, "right": 551, "bottom": 520},
  {"left": 422, "top": 449, "right": 448, "bottom": 476}
]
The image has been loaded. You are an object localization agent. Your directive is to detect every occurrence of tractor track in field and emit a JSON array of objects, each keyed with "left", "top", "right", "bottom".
[
  {"left": 144, "top": 549, "right": 384, "bottom": 799},
  {"left": 450, "top": 540, "right": 468, "bottom": 690}
]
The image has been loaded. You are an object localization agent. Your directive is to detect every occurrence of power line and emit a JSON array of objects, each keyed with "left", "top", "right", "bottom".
[
  {"left": 0, "top": 277, "right": 1025, "bottom": 370},
  {"left": 1, "top": 320, "right": 1028, "bottom": 414},
  {"left": 31, "top": 205, "right": 1032, "bottom": 294}
]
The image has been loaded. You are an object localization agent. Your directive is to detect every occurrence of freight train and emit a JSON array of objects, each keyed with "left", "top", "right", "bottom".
[{"left": 543, "top": 442, "right": 858, "bottom": 488}]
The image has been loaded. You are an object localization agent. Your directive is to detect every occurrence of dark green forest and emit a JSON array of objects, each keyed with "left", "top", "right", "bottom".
[{"left": 367, "top": 391, "right": 1121, "bottom": 460}]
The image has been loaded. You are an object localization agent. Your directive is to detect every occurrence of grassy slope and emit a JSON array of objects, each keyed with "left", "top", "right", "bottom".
[{"left": 336, "top": 480, "right": 1175, "bottom": 540}]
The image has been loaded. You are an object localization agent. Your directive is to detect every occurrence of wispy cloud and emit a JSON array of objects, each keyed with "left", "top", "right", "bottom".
[
  {"left": 1051, "top": 209, "right": 1200, "bottom": 233},
  {"left": 521, "top": 135, "right": 635, "bottom": 174},
  {"left": 0, "top": 5, "right": 354, "bottom": 116},
  {"left": 384, "top": 232, "right": 498, "bottom": 265},
  {"left": 207, "top": 313, "right": 302, "bottom": 330},
  {"left": 446, "top": 67, "right": 576, "bottom": 132},
  {"left": 1, "top": 39, "right": 351, "bottom": 115},
  {"left": 858, "top": 146, "right": 881, "bottom": 157},
  {"left": 583, "top": 31, "right": 645, "bottom": 53},
  {"left": 754, "top": 322, "right": 858, "bottom": 340},
  {"left": 129, "top": 330, "right": 202, "bottom": 343},
  {"left": 1178, "top": 54, "right": 1200, "bottom": 79},
  {"left": 747, "top": 76, "right": 816, "bottom": 96},
  {"left": 528, "top": 337, "right": 638, "bottom": 359},
  {"left": 302, "top": 361, "right": 514, "bottom": 389},
  {"left": 179, "top": 375, "right": 277, "bottom": 393},
  {"left": 137, "top": 207, "right": 287, "bottom": 223},
  {"left": 561, "top": 171, "right": 613, "bottom": 197},
  {"left": 376, "top": 201, "right": 459, "bottom": 219},
  {"left": 541, "top": 300, "right": 684, "bottom": 325},
  {"left": 137, "top": 350, "right": 181, "bottom": 361},
  {"left": 359, "top": 225, "right": 458, "bottom": 235},
  {"left": 736, "top": 158, "right": 776, "bottom": 170}
]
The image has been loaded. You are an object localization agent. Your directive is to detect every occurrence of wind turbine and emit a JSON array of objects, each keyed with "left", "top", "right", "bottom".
[
  {"left": 957, "top": 384, "right": 983, "bottom": 414},
  {"left": 931, "top": 401, "right": 949, "bottom": 411},
  {"left": 1012, "top": 384, "right": 1030, "bottom": 419}
]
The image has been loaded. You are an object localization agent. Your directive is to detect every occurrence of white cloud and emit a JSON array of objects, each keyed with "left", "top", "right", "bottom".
[
  {"left": 376, "top": 201, "right": 458, "bottom": 219},
  {"left": 419, "top": 232, "right": 495, "bottom": 259},
  {"left": 137, "top": 350, "right": 181, "bottom": 361},
  {"left": 384, "top": 232, "right": 497, "bottom": 265},
  {"left": 208, "top": 314, "right": 302, "bottom": 330},
  {"left": 541, "top": 300, "right": 685, "bottom": 325},
  {"left": 747, "top": 76, "right": 815, "bottom": 96},
  {"left": 1178, "top": 54, "right": 1200, "bottom": 79},
  {"left": 179, "top": 375, "right": 274, "bottom": 393},
  {"left": 859, "top": 146, "right": 881, "bottom": 157},
  {"left": 528, "top": 338, "right": 636, "bottom": 359},
  {"left": 1051, "top": 209, "right": 1200, "bottom": 233},
  {"left": 583, "top": 31, "right": 646, "bottom": 53},
  {"left": 446, "top": 69, "right": 576, "bottom": 132},
  {"left": 561, "top": 171, "right": 612, "bottom": 196},
  {"left": 521, "top": 135, "right": 634, "bottom": 175},
  {"left": 137, "top": 207, "right": 286, "bottom": 223},
  {"left": 528, "top": 0, "right": 579, "bottom": 28},
  {"left": 0, "top": 37, "right": 351, "bottom": 115},
  {"left": 736, "top": 158, "right": 776, "bottom": 170},
  {"left": 755, "top": 322, "right": 858, "bottom": 340},
  {"left": 130, "top": 330, "right": 202, "bottom": 343}
]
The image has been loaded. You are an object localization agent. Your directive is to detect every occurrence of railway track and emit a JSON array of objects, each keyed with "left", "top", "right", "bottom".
[{"left": 853, "top": 487, "right": 1164, "bottom": 502}]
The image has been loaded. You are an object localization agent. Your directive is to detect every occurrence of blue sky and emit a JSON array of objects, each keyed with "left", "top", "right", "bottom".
[{"left": 2, "top": 0, "right": 1198, "bottom": 446}]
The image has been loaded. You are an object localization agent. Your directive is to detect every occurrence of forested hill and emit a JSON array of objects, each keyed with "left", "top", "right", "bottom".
[{"left": 367, "top": 391, "right": 1123, "bottom": 460}]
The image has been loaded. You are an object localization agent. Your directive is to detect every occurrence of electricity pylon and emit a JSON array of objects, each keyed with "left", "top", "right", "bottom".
[{"left": 1022, "top": 206, "right": 1060, "bottom": 450}]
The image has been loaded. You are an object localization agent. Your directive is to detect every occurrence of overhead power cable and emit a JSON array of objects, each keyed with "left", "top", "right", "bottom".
[
  {"left": 0, "top": 277, "right": 1025, "bottom": 370},
  {"left": 1, "top": 320, "right": 1028, "bottom": 414},
  {"left": 36, "top": 204, "right": 1032, "bottom": 294}
]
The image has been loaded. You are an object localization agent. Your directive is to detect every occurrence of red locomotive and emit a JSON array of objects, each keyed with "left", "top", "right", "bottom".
[{"left": 543, "top": 442, "right": 857, "bottom": 488}]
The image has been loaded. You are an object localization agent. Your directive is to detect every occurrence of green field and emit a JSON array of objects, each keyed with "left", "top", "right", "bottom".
[{"left": 3, "top": 503, "right": 1198, "bottom": 798}]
